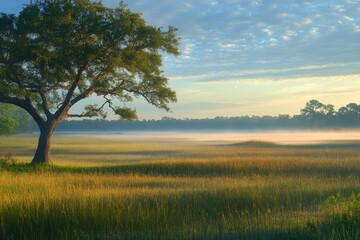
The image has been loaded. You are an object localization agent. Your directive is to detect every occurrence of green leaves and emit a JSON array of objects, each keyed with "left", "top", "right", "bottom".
[
  {"left": 83, "top": 104, "right": 107, "bottom": 119},
  {"left": 0, "top": 0, "right": 179, "bottom": 122},
  {"left": 322, "top": 193, "right": 360, "bottom": 239},
  {"left": 0, "top": 114, "right": 18, "bottom": 135},
  {"left": 113, "top": 107, "right": 137, "bottom": 120},
  {"left": 0, "top": 104, "right": 29, "bottom": 135}
]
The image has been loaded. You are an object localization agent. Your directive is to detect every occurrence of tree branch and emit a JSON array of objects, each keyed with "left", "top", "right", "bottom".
[
  {"left": 7, "top": 65, "right": 41, "bottom": 93},
  {"left": 39, "top": 90, "right": 52, "bottom": 119},
  {"left": 123, "top": 87, "right": 154, "bottom": 106},
  {"left": 54, "top": 66, "right": 87, "bottom": 119},
  {"left": 67, "top": 96, "right": 110, "bottom": 118},
  {"left": 70, "top": 87, "right": 95, "bottom": 106},
  {"left": 0, "top": 95, "right": 45, "bottom": 128},
  {"left": 7, "top": 64, "right": 53, "bottom": 120}
]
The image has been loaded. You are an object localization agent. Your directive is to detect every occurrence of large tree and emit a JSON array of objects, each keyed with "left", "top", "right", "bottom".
[{"left": 0, "top": 0, "right": 179, "bottom": 164}]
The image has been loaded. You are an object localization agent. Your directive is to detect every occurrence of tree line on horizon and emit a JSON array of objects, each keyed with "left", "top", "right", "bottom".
[{"left": 1, "top": 99, "right": 360, "bottom": 133}]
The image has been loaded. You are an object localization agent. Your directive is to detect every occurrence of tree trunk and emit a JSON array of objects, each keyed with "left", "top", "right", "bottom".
[{"left": 31, "top": 124, "right": 55, "bottom": 164}]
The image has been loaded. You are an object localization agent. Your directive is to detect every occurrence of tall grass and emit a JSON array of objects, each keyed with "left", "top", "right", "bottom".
[{"left": 0, "top": 135, "right": 359, "bottom": 239}]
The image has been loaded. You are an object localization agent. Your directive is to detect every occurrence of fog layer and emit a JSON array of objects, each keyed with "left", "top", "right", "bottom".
[{"left": 85, "top": 130, "right": 360, "bottom": 145}]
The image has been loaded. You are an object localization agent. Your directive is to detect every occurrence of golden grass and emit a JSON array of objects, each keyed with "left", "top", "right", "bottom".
[{"left": 0, "top": 135, "right": 359, "bottom": 239}]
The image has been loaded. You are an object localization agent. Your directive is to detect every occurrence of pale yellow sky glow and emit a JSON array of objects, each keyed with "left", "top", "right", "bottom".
[{"left": 163, "top": 74, "right": 360, "bottom": 119}]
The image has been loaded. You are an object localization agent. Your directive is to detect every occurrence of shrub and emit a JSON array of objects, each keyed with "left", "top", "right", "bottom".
[
  {"left": 321, "top": 193, "right": 360, "bottom": 240},
  {"left": 0, "top": 153, "right": 15, "bottom": 165}
]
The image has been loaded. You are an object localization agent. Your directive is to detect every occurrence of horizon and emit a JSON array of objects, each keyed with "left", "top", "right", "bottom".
[{"left": 1, "top": 0, "right": 360, "bottom": 120}]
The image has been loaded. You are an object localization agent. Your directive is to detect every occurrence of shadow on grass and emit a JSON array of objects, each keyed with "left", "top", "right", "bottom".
[
  {"left": 51, "top": 150, "right": 181, "bottom": 156},
  {"left": 66, "top": 229, "right": 319, "bottom": 240},
  {"left": 2, "top": 140, "right": 360, "bottom": 177},
  {"left": 1, "top": 160, "right": 360, "bottom": 179},
  {"left": 0, "top": 225, "right": 319, "bottom": 240}
]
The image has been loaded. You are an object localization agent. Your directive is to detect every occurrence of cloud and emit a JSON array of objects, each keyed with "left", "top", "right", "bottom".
[
  {"left": 124, "top": 0, "right": 360, "bottom": 84},
  {"left": 79, "top": 1, "right": 360, "bottom": 81},
  {"left": 182, "top": 43, "right": 194, "bottom": 55},
  {"left": 169, "top": 63, "right": 360, "bottom": 83}
]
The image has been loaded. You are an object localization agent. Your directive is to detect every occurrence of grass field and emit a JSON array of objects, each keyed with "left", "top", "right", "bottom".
[{"left": 0, "top": 134, "right": 359, "bottom": 239}]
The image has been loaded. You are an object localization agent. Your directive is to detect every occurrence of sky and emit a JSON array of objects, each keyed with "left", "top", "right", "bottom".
[{"left": 1, "top": 0, "right": 360, "bottom": 119}]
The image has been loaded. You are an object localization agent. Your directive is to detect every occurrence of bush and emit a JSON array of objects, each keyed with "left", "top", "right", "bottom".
[
  {"left": 0, "top": 153, "right": 15, "bottom": 164},
  {"left": 321, "top": 193, "right": 360, "bottom": 240}
]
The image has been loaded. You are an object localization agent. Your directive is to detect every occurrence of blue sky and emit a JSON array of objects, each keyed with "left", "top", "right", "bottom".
[{"left": 1, "top": 0, "right": 360, "bottom": 119}]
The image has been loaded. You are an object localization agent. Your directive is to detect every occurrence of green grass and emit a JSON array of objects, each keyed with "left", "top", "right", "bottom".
[{"left": 0, "top": 135, "right": 360, "bottom": 239}]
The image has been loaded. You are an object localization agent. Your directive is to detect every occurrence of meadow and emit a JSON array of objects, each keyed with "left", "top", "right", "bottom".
[{"left": 0, "top": 133, "right": 359, "bottom": 239}]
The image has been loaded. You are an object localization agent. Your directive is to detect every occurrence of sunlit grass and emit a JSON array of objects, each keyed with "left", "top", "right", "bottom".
[{"left": 0, "top": 135, "right": 360, "bottom": 239}]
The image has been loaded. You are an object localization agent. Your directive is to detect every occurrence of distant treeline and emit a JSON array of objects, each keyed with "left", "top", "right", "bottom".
[
  {"left": 3, "top": 99, "right": 360, "bottom": 133},
  {"left": 56, "top": 100, "right": 360, "bottom": 132}
]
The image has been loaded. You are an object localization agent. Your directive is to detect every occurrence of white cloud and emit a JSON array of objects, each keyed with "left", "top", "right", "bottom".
[
  {"left": 169, "top": 63, "right": 360, "bottom": 83},
  {"left": 302, "top": 18, "right": 313, "bottom": 25},
  {"left": 309, "top": 27, "right": 319, "bottom": 37},
  {"left": 269, "top": 38, "right": 278, "bottom": 46},
  {"left": 262, "top": 28, "right": 273, "bottom": 37},
  {"left": 354, "top": 24, "right": 360, "bottom": 32},
  {"left": 282, "top": 30, "right": 297, "bottom": 41},
  {"left": 343, "top": 16, "right": 354, "bottom": 22},
  {"left": 182, "top": 43, "right": 194, "bottom": 55},
  {"left": 333, "top": 5, "right": 346, "bottom": 13},
  {"left": 219, "top": 43, "right": 236, "bottom": 49}
]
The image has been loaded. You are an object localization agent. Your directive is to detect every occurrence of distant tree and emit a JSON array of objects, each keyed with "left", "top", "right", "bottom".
[
  {"left": 0, "top": 0, "right": 179, "bottom": 163},
  {"left": 300, "top": 100, "right": 330, "bottom": 128},
  {"left": 278, "top": 114, "right": 290, "bottom": 120},
  {"left": 0, "top": 103, "right": 33, "bottom": 134},
  {"left": 0, "top": 104, "right": 18, "bottom": 135},
  {"left": 325, "top": 104, "right": 335, "bottom": 116},
  {"left": 277, "top": 114, "right": 291, "bottom": 128},
  {"left": 161, "top": 116, "right": 176, "bottom": 121},
  {"left": 337, "top": 103, "right": 360, "bottom": 126},
  {"left": 323, "top": 104, "right": 336, "bottom": 126}
]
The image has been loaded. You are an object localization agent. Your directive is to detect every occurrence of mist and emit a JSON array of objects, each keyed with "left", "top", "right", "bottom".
[{"left": 73, "top": 130, "right": 360, "bottom": 146}]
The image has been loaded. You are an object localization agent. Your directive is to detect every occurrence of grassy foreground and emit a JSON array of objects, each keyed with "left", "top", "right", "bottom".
[{"left": 0, "top": 135, "right": 360, "bottom": 239}]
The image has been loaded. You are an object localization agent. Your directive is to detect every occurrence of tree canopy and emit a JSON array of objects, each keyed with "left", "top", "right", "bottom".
[{"left": 0, "top": 0, "right": 179, "bottom": 163}]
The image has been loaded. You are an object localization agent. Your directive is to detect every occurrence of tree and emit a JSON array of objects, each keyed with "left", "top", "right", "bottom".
[
  {"left": 0, "top": 0, "right": 179, "bottom": 164},
  {"left": 300, "top": 100, "right": 330, "bottom": 128},
  {"left": 337, "top": 103, "right": 360, "bottom": 126},
  {"left": 0, "top": 104, "right": 19, "bottom": 135},
  {"left": 0, "top": 103, "right": 33, "bottom": 134}
]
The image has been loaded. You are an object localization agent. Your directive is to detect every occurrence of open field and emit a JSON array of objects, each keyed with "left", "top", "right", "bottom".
[{"left": 0, "top": 133, "right": 360, "bottom": 239}]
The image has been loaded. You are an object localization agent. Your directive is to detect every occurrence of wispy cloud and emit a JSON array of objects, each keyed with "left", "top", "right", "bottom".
[{"left": 169, "top": 64, "right": 360, "bottom": 83}]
